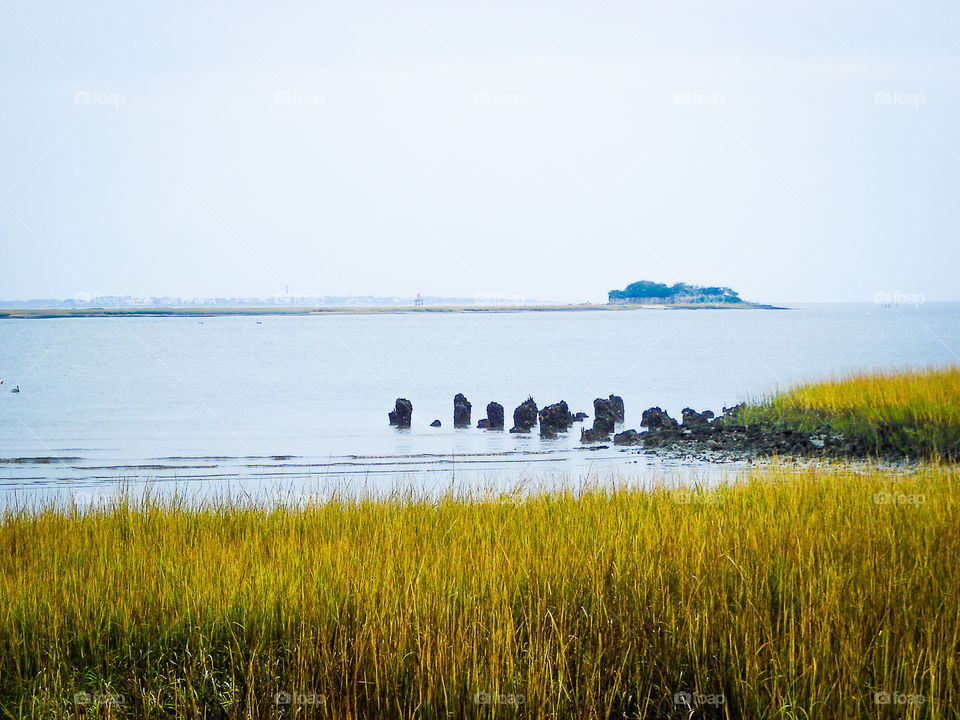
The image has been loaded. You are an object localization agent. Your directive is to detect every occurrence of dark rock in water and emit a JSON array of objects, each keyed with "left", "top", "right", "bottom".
[
  {"left": 430, "top": 419, "right": 442, "bottom": 427},
  {"left": 485, "top": 402, "right": 505, "bottom": 430},
  {"left": 572, "top": 412, "right": 588, "bottom": 422},
  {"left": 593, "top": 396, "right": 621, "bottom": 434},
  {"left": 454, "top": 393, "right": 472, "bottom": 428},
  {"left": 681, "top": 408, "right": 715, "bottom": 428},
  {"left": 510, "top": 397, "right": 538, "bottom": 433},
  {"left": 641, "top": 406, "right": 679, "bottom": 431},
  {"left": 539, "top": 401, "right": 575, "bottom": 437},
  {"left": 581, "top": 427, "right": 610, "bottom": 443},
  {"left": 608, "top": 394, "right": 625, "bottom": 422},
  {"left": 614, "top": 429, "right": 641, "bottom": 445},
  {"left": 389, "top": 398, "right": 413, "bottom": 428}
]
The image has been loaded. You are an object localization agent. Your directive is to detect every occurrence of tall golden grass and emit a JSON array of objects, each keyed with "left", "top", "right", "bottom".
[
  {"left": 1, "top": 464, "right": 956, "bottom": 719},
  {"left": 738, "top": 365, "right": 960, "bottom": 458}
]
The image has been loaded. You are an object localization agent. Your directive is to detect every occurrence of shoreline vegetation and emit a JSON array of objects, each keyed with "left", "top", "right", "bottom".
[
  {"left": 1, "top": 464, "right": 956, "bottom": 718},
  {"left": 0, "top": 301, "right": 783, "bottom": 319},
  {"left": 738, "top": 365, "right": 960, "bottom": 460}
]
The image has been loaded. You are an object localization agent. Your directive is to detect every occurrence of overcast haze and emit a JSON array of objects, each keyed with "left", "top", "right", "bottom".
[{"left": 1, "top": 0, "right": 958, "bottom": 304}]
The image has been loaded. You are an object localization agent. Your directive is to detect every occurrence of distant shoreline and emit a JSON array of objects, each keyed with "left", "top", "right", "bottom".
[{"left": 0, "top": 302, "right": 785, "bottom": 319}]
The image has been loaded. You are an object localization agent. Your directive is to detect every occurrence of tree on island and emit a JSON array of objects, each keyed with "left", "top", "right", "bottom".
[{"left": 608, "top": 280, "right": 743, "bottom": 304}]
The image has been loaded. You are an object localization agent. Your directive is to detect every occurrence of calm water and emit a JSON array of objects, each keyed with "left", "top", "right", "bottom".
[{"left": 1, "top": 303, "right": 958, "bottom": 505}]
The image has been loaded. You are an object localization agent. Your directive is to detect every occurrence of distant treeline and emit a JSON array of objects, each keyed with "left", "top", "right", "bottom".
[{"left": 608, "top": 280, "right": 743, "bottom": 304}]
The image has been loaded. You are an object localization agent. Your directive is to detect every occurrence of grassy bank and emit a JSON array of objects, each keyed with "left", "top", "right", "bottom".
[
  {"left": 737, "top": 365, "right": 960, "bottom": 459},
  {"left": 1, "top": 465, "right": 957, "bottom": 718}
]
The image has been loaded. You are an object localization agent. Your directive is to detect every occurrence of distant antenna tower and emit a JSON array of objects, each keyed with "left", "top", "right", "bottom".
[{"left": 414, "top": 291, "right": 424, "bottom": 307}]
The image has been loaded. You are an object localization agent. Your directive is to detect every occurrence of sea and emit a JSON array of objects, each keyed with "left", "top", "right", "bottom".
[{"left": 1, "top": 303, "right": 957, "bottom": 507}]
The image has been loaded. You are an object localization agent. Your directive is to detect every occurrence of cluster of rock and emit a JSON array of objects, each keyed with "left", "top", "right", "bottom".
[
  {"left": 580, "top": 395, "right": 625, "bottom": 443},
  {"left": 604, "top": 405, "right": 720, "bottom": 447},
  {"left": 388, "top": 394, "right": 600, "bottom": 437},
  {"left": 616, "top": 404, "right": 866, "bottom": 459},
  {"left": 536, "top": 401, "right": 590, "bottom": 438},
  {"left": 391, "top": 395, "right": 906, "bottom": 460}
]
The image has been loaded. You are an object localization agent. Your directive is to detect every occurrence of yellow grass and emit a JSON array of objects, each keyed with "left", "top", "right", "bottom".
[{"left": 1, "top": 464, "right": 957, "bottom": 719}]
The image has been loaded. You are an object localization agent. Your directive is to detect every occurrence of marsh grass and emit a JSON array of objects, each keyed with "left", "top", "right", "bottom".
[
  {"left": 737, "top": 365, "right": 960, "bottom": 458},
  {"left": 0, "top": 464, "right": 957, "bottom": 719}
]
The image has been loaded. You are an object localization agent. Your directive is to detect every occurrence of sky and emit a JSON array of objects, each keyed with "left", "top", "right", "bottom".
[{"left": 0, "top": 0, "right": 958, "bottom": 304}]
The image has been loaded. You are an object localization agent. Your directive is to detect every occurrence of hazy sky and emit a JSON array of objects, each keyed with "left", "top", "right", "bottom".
[{"left": 1, "top": 0, "right": 958, "bottom": 303}]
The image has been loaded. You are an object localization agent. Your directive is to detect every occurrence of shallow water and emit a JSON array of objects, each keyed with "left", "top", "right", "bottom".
[{"left": 1, "top": 302, "right": 957, "bottom": 506}]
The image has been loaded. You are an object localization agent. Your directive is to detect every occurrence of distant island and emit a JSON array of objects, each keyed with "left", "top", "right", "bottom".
[
  {"left": 0, "top": 285, "right": 782, "bottom": 319},
  {"left": 609, "top": 280, "right": 746, "bottom": 305}
]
